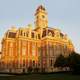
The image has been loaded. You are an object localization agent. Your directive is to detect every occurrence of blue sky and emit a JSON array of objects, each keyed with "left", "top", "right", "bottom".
[{"left": 0, "top": 0, "right": 80, "bottom": 53}]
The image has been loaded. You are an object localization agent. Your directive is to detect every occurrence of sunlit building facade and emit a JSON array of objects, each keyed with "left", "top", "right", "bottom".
[{"left": 1, "top": 5, "right": 74, "bottom": 73}]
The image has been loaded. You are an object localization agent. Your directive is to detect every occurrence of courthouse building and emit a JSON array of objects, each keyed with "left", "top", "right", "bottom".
[{"left": 1, "top": 5, "right": 74, "bottom": 73}]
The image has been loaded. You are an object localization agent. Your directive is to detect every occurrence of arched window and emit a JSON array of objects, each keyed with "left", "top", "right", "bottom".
[
  {"left": 26, "top": 32, "right": 28, "bottom": 37},
  {"left": 23, "top": 60, "right": 25, "bottom": 67},
  {"left": 31, "top": 32, "right": 35, "bottom": 38},
  {"left": 38, "top": 34, "right": 40, "bottom": 39},
  {"left": 20, "top": 30, "right": 23, "bottom": 36},
  {"left": 33, "top": 60, "right": 35, "bottom": 67},
  {"left": 24, "top": 32, "right": 25, "bottom": 36},
  {"left": 50, "top": 59, "right": 53, "bottom": 67},
  {"left": 42, "top": 29, "right": 46, "bottom": 37},
  {"left": 60, "top": 33, "right": 64, "bottom": 38}
]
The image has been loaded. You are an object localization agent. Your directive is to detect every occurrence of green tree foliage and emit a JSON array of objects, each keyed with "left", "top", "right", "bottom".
[
  {"left": 54, "top": 51, "right": 80, "bottom": 74},
  {"left": 33, "top": 67, "right": 39, "bottom": 73},
  {"left": 27, "top": 66, "right": 33, "bottom": 73},
  {"left": 67, "top": 52, "right": 80, "bottom": 73},
  {"left": 54, "top": 54, "right": 66, "bottom": 68}
]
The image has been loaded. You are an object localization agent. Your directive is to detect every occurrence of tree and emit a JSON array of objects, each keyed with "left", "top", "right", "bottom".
[
  {"left": 67, "top": 52, "right": 80, "bottom": 73},
  {"left": 33, "top": 67, "right": 39, "bottom": 73},
  {"left": 54, "top": 54, "right": 66, "bottom": 68},
  {"left": 27, "top": 66, "right": 33, "bottom": 73},
  {"left": 54, "top": 51, "right": 80, "bottom": 73}
]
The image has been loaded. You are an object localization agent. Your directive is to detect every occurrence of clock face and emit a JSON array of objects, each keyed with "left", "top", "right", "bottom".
[
  {"left": 42, "top": 15, "right": 45, "bottom": 18},
  {"left": 42, "top": 15, "right": 46, "bottom": 19}
]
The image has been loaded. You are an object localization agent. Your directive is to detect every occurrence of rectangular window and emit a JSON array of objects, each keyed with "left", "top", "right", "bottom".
[
  {"left": 50, "top": 59, "right": 53, "bottom": 67},
  {"left": 26, "top": 32, "right": 28, "bottom": 37},
  {"left": 33, "top": 60, "right": 35, "bottom": 67},
  {"left": 38, "top": 34, "right": 40, "bottom": 39},
  {"left": 20, "top": 30, "right": 22, "bottom": 36},
  {"left": 31, "top": 32, "right": 35, "bottom": 38}
]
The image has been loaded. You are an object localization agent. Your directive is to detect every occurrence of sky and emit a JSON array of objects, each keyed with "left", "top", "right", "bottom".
[{"left": 0, "top": 0, "right": 80, "bottom": 53}]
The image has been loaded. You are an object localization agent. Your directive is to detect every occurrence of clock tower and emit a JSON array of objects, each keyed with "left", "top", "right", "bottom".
[{"left": 35, "top": 5, "right": 48, "bottom": 29}]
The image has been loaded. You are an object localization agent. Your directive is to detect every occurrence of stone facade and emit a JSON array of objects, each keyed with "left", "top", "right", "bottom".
[{"left": 0, "top": 5, "right": 74, "bottom": 73}]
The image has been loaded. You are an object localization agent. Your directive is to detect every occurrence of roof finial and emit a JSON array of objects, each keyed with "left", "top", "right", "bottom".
[{"left": 36, "top": 5, "right": 46, "bottom": 11}]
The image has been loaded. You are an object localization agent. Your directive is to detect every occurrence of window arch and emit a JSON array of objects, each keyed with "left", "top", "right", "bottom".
[
  {"left": 20, "top": 30, "right": 23, "bottom": 36},
  {"left": 26, "top": 32, "right": 28, "bottom": 37},
  {"left": 24, "top": 32, "right": 25, "bottom": 36},
  {"left": 31, "top": 32, "right": 35, "bottom": 38},
  {"left": 33, "top": 60, "right": 35, "bottom": 67},
  {"left": 50, "top": 59, "right": 53, "bottom": 67}
]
